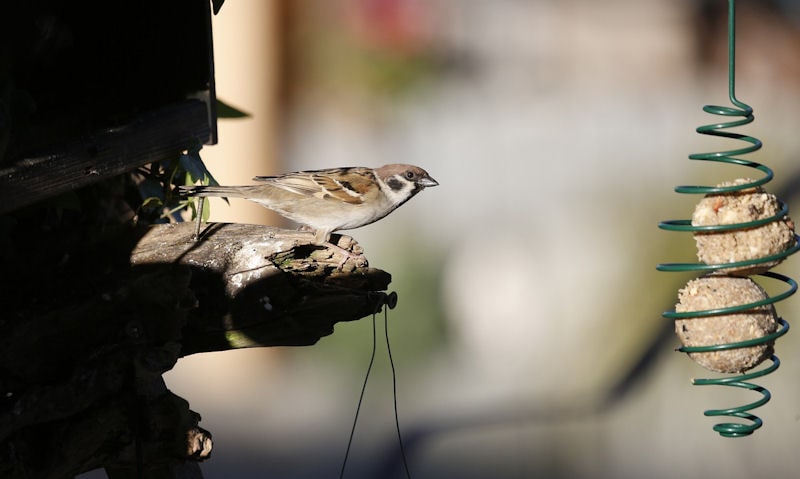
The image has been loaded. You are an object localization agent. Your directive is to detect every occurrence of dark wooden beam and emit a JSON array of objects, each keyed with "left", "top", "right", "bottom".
[{"left": 0, "top": 100, "right": 212, "bottom": 214}]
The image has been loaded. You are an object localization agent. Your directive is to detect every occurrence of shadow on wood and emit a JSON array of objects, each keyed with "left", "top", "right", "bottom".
[
  {"left": 0, "top": 221, "right": 393, "bottom": 478},
  {"left": 131, "top": 222, "right": 394, "bottom": 354}
]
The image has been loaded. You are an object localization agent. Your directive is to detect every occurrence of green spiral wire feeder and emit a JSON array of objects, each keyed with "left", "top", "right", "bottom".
[{"left": 657, "top": 0, "right": 800, "bottom": 437}]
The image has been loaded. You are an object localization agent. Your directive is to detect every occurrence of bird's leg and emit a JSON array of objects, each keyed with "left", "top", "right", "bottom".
[
  {"left": 314, "top": 229, "right": 365, "bottom": 270},
  {"left": 192, "top": 197, "right": 204, "bottom": 241},
  {"left": 324, "top": 240, "right": 364, "bottom": 270}
]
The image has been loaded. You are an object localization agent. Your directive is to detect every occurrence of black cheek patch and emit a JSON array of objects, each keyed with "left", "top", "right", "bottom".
[{"left": 386, "top": 177, "right": 404, "bottom": 191}]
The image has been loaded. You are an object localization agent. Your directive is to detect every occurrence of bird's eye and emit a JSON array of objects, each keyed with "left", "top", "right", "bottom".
[{"left": 405, "top": 171, "right": 416, "bottom": 180}]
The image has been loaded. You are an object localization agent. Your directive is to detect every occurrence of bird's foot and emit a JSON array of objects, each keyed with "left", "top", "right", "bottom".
[{"left": 325, "top": 235, "right": 367, "bottom": 271}]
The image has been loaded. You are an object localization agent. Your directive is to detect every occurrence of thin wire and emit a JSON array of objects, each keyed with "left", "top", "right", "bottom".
[
  {"left": 339, "top": 306, "right": 412, "bottom": 479},
  {"left": 728, "top": 0, "right": 741, "bottom": 108},
  {"left": 339, "top": 313, "right": 377, "bottom": 479},
  {"left": 384, "top": 306, "right": 412, "bottom": 479}
]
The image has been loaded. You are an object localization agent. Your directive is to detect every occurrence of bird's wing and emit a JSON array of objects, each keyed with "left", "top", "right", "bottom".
[
  {"left": 252, "top": 172, "right": 320, "bottom": 195},
  {"left": 253, "top": 168, "right": 374, "bottom": 205}
]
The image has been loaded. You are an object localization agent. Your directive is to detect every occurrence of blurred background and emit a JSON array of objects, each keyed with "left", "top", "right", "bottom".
[{"left": 127, "top": 0, "right": 800, "bottom": 477}]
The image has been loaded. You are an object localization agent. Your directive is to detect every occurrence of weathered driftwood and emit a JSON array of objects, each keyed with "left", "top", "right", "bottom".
[
  {"left": 0, "top": 221, "right": 393, "bottom": 478},
  {"left": 130, "top": 222, "right": 394, "bottom": 354}
]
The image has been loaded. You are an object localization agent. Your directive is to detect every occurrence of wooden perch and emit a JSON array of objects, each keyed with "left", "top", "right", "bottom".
[
  {"left": 130, "top": 222, "right": 395, "bottom": 353},
  {"left": 0, "top": 221, "right": 393, "bottom": 478}
]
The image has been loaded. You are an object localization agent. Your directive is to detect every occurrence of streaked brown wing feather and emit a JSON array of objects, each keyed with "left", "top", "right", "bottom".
[
  {"left": 253, "top": 171, "right": 323, "bottom": 196},
  {"left": 312, "top": 172, "right": 367, "bottom": 204},
  {"left": 254, "top": 167, "right": 374, "bottom": 205}
]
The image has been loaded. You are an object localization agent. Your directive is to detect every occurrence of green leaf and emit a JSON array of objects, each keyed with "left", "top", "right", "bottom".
[
  {"left": 212, "top": 0, "right": 225, "bottom": 15},
  {"left": 138, "top": 177, "right": 165, "bottom": 201},
  {"left": 201, "top": 197, "right": 211, "bottom": 222},
  {"left": 204, "top": 170, "right": 223, "bottom": 189},
  {"left": 216, "top": 98, "right": 251, "bottom": 118},
  {"left": 179, "top": 149, "right": 209, "bottom": 183},
  {"left": 141, "top": 196, "right": 163, "bottom": 211}
]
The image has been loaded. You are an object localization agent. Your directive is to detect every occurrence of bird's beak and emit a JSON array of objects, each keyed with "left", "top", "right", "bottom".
[{"left": 419, "top": 176, "right": 439, "bottom": 188}]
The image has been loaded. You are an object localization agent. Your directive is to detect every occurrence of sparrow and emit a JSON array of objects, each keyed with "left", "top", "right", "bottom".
[{"left": 179, "top": 164, "right": 438, "bottom": 262}]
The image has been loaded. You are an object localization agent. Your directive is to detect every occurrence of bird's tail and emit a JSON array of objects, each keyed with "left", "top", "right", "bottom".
[{"left": 178, "top": 185, "right": 252, "bottom": 198}]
